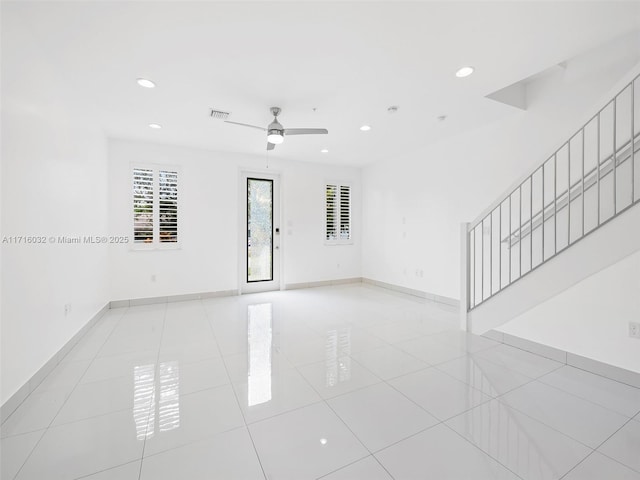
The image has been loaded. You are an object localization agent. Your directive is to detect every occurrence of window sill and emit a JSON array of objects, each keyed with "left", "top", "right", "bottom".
[
  {"left": 324, "top": 241, "right": 354, "bottom": 246},
  {"left": 130, "top": 243, "right": 181, "bottom": 252}
]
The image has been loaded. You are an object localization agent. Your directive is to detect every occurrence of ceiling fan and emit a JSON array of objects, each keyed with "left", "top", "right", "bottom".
[{"left": 225, "top": 107, "right": 328, "bottom": 150}]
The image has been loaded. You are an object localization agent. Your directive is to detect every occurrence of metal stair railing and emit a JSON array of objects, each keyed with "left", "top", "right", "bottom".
[{"left": 467, "top": 73, "right": 640, "bottom": 310}]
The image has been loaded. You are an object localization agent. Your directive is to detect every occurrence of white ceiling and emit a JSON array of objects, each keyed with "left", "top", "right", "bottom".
[{"left": 4, "top": 1, "right": 640, "bottom": 166}]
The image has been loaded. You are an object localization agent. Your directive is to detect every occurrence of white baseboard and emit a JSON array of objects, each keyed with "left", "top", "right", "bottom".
[
  {"left": 285, "top": 277, "right": 460, "bottom": 309},
  {"left": 494, "top": 330, "right": 640, "bottom": 388},
  {"left": 284, "top": 277, "right": 362, "bottom": 290},
  {"left": 362, "top": 278, "right": 460, "bottom": 308},
  {"left": 1, "top": 302, "right": 110, "bottom": 424},
  {"left": 110, "top": 289, "right": 239, "bottom": 308}
]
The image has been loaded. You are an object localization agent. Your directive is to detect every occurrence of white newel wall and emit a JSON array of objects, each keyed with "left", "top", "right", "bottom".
[{"left": 108, "top": 139, "right": 362, "bottom": 301}]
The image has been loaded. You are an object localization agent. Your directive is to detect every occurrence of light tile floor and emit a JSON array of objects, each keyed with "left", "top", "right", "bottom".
[{"left": 2, "top": 284, "right": 639, "bottom": 480}]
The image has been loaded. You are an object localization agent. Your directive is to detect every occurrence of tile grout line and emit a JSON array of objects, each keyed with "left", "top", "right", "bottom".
[
  {"left": 371, "top": 340, "right": 553, "bottom": 477},
  {"left": 535, "top": 369, "right": 640, "bottom": 418},
  {"left": 435, "top": 364, "right": 596, "bottom": 477},
  {"left": 296, "top": 346, "right": 496, "bottom": 477},
  {"left": 558, "top": 415, "right": 640, "bottom": 479},
  {"left": 489, "top": 390, "right": 607, "bottom": 453},
  {"left": 288, "top": 349, "right": 394, "bottom": 480},
  {"left": 365, "top": 395, "right": 495, "bottom": 456},
  {"left": 441, "top": 420, "right": 528, "bottom": 480},
  {"left": 472, "top": 347, "right": 564, "bottom": 380},
  {"left": 321, "top": 402, "right": 397, "bottom": 480},
  {"left": 351, "top": 352, "right": 552, "bottom": 478},
  {"left": 72, "top": 459, "right": 141, "bottom": 480},
  {"left": 198, "top": 299, "right": 269, "bottom": 480},
  {"left": 139, "top": 423, "right": 250, "bottom": 461},
  {"left": 314, "top": 454, "right": 394, "bottom": 480},
  {"left": 591, "top": 415, "right": 640, "bottom": 474},
  {"left": 480, "top": 362, "right": 618, "bottom": 454},
  {"left": 9, "top": 307, "right": 129, "bottom": 480},
  {"left": 272, "top": 321, "right": 507, "bottom": 476},
  {"left": 4, "top": 366, "right": 237, "bottom": 436},
  {"left": 431, "top": 355, "right": 563, "bottom": 403},
  {"left": 254, "top": 297, "right": 395, "bottom": 478},
  {"left": 137, "top": 302, "right": 169, "bottom": 480}
]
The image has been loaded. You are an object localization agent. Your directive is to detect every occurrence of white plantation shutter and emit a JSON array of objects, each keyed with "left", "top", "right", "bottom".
[
  {"left": 133, "top": 168, "right": 154, "bottom": 243},
  {"left": 326, "top": 184, "right": 338, "bottom": 241},
  {"left": 339, "top": 185, "right": 351, "bottom": 240},
  {"left": 133, "top": 166, "right": 179, "bottom": 246},
  {"left": 326, "top": 184, "right": 351, "bottom": 243},
  {"left": 159, "top": 170, "right": 178, "bottom": 243}
]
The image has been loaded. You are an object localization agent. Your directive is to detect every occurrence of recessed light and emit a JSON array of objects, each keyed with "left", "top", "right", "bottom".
[
  {"left": 149, "top": 123, "right": 162, "bottom": 129},
  {"left": 455, "top": 66, "right": 474, "bottom": 78},
  {"left": 360, "top": 125, "right": 371, "bottom": 131},
  {"left": 320, "top": 149, "right": 329, "bottom": 153},
  {"left": 137, "top": 78, "right": 156, "bottom": 88}
]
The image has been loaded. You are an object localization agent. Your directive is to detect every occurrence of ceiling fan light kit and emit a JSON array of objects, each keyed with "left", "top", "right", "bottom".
[
  {"left": 224, "top": 106, "right": 328, "bottom": 150},
  {"left": 267, "top": 130, "right": 284, "bottom": 144}
]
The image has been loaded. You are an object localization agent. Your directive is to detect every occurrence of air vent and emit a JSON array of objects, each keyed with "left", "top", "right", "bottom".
[{"left": 209, "top": 109, "right": 231, "bottom": 120}]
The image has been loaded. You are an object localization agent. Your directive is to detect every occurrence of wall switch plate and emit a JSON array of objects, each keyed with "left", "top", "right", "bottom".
[{"left": 629, "top": 322, "right": 640, "bottom": 339}]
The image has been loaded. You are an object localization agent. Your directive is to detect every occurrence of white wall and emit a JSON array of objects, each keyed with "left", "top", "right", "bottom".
[
  {"left": 1, "top": 8, "right": 111, "bottom": 405},
  {"left": 1, "top": 107, "right": 110, "bottom": 406},
  {"left": 362, "top": 36, "right": 640, "bottom": 300},
  {"left": 108, "top": 139, "right": 361, "bottom": 301},
  {"left": 497, "top": 249, "right": 640, "bottom": 373}
]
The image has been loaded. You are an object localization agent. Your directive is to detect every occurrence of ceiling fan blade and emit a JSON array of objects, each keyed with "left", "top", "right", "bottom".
[
  {"left": 266, "top": 142, "right": 275, "bottom": 151},
  {"left": 284, "top": 128, "right": 328, "bottom": 136},
  {"left": 224, "top": 120, "right": 266, "bottom": 131}
]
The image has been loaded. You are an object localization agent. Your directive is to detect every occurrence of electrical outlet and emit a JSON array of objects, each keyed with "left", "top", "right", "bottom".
[
  {"left": 64, "top": 303, "right": 71, "bottom": 315},
  {"left": 629, "top": 322, "right": 640, "bottom": 339}
]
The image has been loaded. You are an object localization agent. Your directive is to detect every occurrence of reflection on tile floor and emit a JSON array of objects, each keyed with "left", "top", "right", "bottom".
[{"left": 1, "top": 284, "right": 639, "bottom": 479}]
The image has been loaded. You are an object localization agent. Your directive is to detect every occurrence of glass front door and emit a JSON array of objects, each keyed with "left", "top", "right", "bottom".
[
  {"left": 247, "top": 177, "right": 273, "bottom": 283},
  {"left": 241, "top": 173, "right": 280, "bottom": 293}
]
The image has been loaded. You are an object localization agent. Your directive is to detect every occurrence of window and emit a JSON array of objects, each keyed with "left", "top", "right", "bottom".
[
  {"left": 133, "top": 167, "right": 178, "bottom": 246},
  {"left": 325, "top": 183, "right": 351, "bottom": 243}
]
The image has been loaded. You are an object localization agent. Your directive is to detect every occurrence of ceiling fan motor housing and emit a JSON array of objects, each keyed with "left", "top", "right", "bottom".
[
  {"left": 267, "top": 118, "right": 284, "bottom": 143},
  {"left": 268, "top": 118, "right": 284, "bottom": 136}
]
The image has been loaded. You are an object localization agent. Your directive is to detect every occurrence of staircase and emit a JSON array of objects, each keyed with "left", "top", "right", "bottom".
[{"left": 464, "top": 72, "right": 640, "bottom": 315}]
